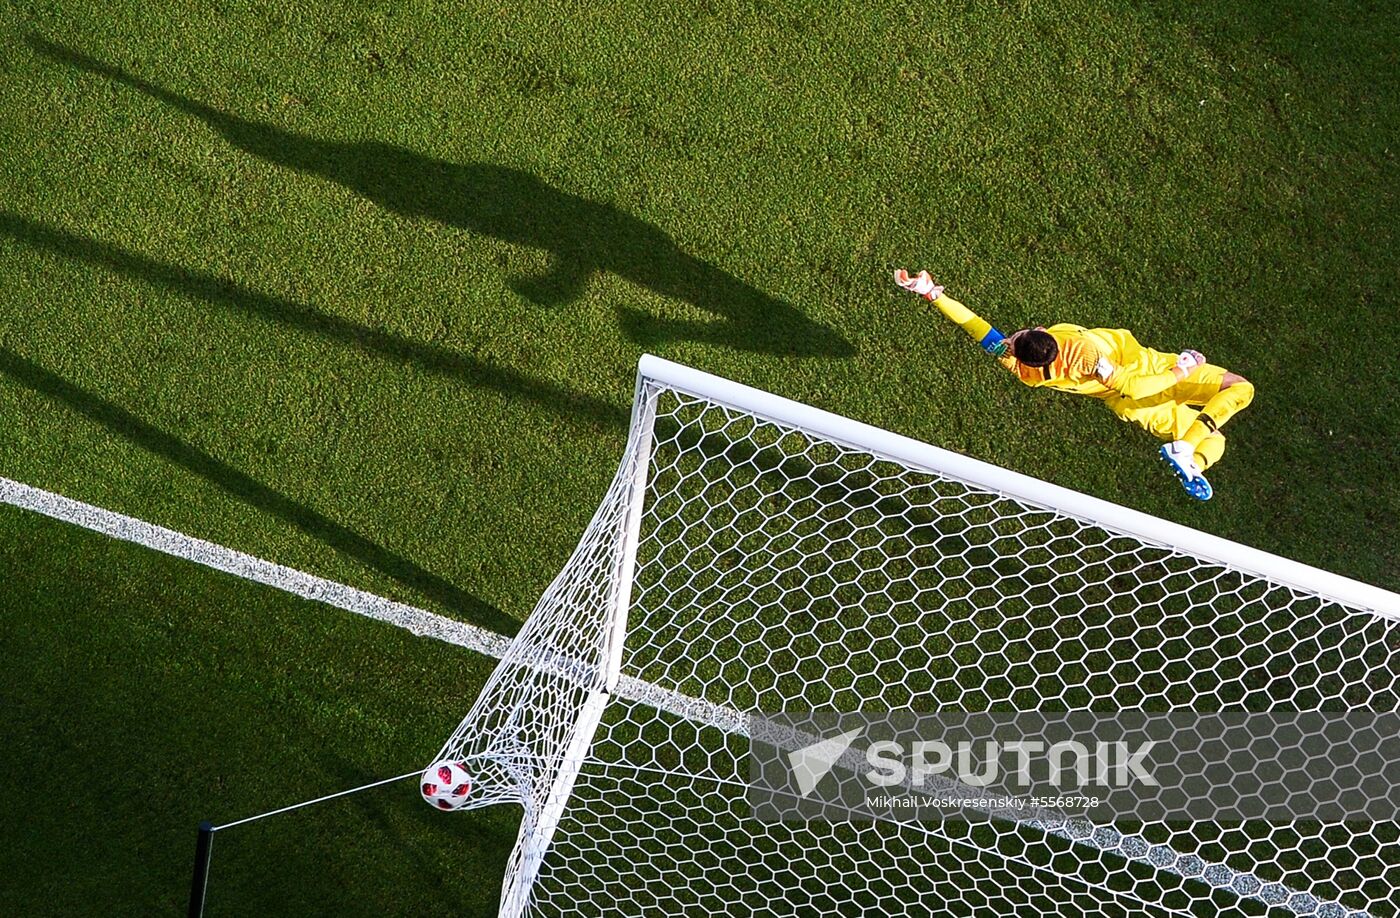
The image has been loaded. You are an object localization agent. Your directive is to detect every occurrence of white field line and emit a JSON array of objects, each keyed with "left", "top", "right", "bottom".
[
  {"left": 0, "top": 476, "right": 513, "bottom": 661},
  {"left": 0, "top": 476, "right": 727, "bottom": 727},
  {"left": 0, "top": 475, "right": 1369, "bottom": 918},
  {"left": 0, "top": 475, "right": 735, "bottom": 731}
]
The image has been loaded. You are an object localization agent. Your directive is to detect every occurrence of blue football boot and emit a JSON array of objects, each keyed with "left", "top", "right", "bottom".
[{"left": 1159, "top": 440, "right": 1213, "bottom": 501}]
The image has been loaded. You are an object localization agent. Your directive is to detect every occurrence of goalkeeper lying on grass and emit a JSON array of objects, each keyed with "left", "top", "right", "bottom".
[{"left": 894, "top": 270, "right": 1254, "bottom": 501}]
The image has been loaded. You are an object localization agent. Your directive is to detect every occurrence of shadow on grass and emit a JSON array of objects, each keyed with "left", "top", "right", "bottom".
[
  {"left": 0, "top": 211, "right": 626, "bottom": 430},
  {"left": 29, "top": 35, "right": 854, "bottom": 360},
  {"left": 0, "top": 517, "right": 517, "bottom": 915},
  {"left": 0, "top": 347, "right": 520, "bottom": 637}
]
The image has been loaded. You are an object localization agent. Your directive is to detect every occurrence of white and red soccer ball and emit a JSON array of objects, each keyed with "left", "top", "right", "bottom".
[{"left": 421, "top": 760, "right": 473, "bottom": 810}]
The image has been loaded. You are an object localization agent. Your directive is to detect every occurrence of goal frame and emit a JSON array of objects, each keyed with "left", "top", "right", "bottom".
[
  {"left": 447, "top": 354, "right": 1400, "bottom": 918},
  {"left": 636, "top": 354, "right": 1400, "bottom": 620}
]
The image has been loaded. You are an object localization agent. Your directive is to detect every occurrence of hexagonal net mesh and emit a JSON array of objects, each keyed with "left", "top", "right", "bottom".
[{"left": 435, "top": 358, "right": 1400, "bottom": 918}]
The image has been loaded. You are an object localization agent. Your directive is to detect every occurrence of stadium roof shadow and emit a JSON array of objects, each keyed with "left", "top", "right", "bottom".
[
  {"left": 30, "top": 34, "right": 854, "bottom": 360},
  {"left": 0, "top": 347, "right": 521, "bottom": 637}
]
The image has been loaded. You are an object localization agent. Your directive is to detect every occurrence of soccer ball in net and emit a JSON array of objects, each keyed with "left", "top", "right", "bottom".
[{"left": 420, "top": 760, "right": 473, "bottom": 811}]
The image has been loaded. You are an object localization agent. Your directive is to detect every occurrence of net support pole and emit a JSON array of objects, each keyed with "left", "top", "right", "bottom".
[
  {"left": 603, "top": 376, "right": 657, "bottom": 692},
  {"left": 184, "top": 771, "right": 418, "bottom": 917},
  {"left": 187, "top": 820, "right": 214, "bottom": 918},
  {"left": 498, "top": 377, "right": 658, "bottom": 918}
]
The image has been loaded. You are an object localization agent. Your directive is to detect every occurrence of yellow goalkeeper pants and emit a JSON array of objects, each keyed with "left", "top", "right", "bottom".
[{"left": 1103, "top": 364, "right": 1254, "bottom": 470}]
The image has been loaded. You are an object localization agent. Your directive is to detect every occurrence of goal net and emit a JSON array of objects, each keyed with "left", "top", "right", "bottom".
[{"left": 434, "top": 355, "right": 1400, "bottom": 918}]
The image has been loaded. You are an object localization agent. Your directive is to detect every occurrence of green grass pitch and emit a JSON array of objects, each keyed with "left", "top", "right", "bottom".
[{"left": 0, "top": 0, "right": 1396, "bottom": 914}]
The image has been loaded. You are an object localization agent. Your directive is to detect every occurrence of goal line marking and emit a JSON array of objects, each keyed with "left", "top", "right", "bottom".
[
  {"left": 0, "top": 475, "right": 742, "bottom": 731},
  {"left": 0, "top": 475, "right": 514, "bottom": 661}
]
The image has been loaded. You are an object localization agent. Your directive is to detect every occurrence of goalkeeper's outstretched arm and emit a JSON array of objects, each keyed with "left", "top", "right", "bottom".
[{"left": 893, "top": 270, "right": 1007, "bottom": 357}]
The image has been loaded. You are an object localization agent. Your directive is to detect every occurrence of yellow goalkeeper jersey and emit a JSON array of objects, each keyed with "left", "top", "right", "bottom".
[{"left": 998, "top": 324, "right": 1178, "bottom": 400}]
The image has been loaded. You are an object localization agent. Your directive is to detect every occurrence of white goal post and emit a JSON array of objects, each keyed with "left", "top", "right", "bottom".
[{"left": 435, "top": 355, "right": 1400, "bottom": 918}]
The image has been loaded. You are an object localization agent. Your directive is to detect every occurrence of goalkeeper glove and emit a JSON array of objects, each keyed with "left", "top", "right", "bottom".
[
  {"left": 1175, "top": 350, "right": 1206, "bottom": 376},
  {"left": 894, "top": 269, "right": 945, "bottom": 301},
  {"left": 893, "top": 268, "right": 1007, "bottom": 357}
]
